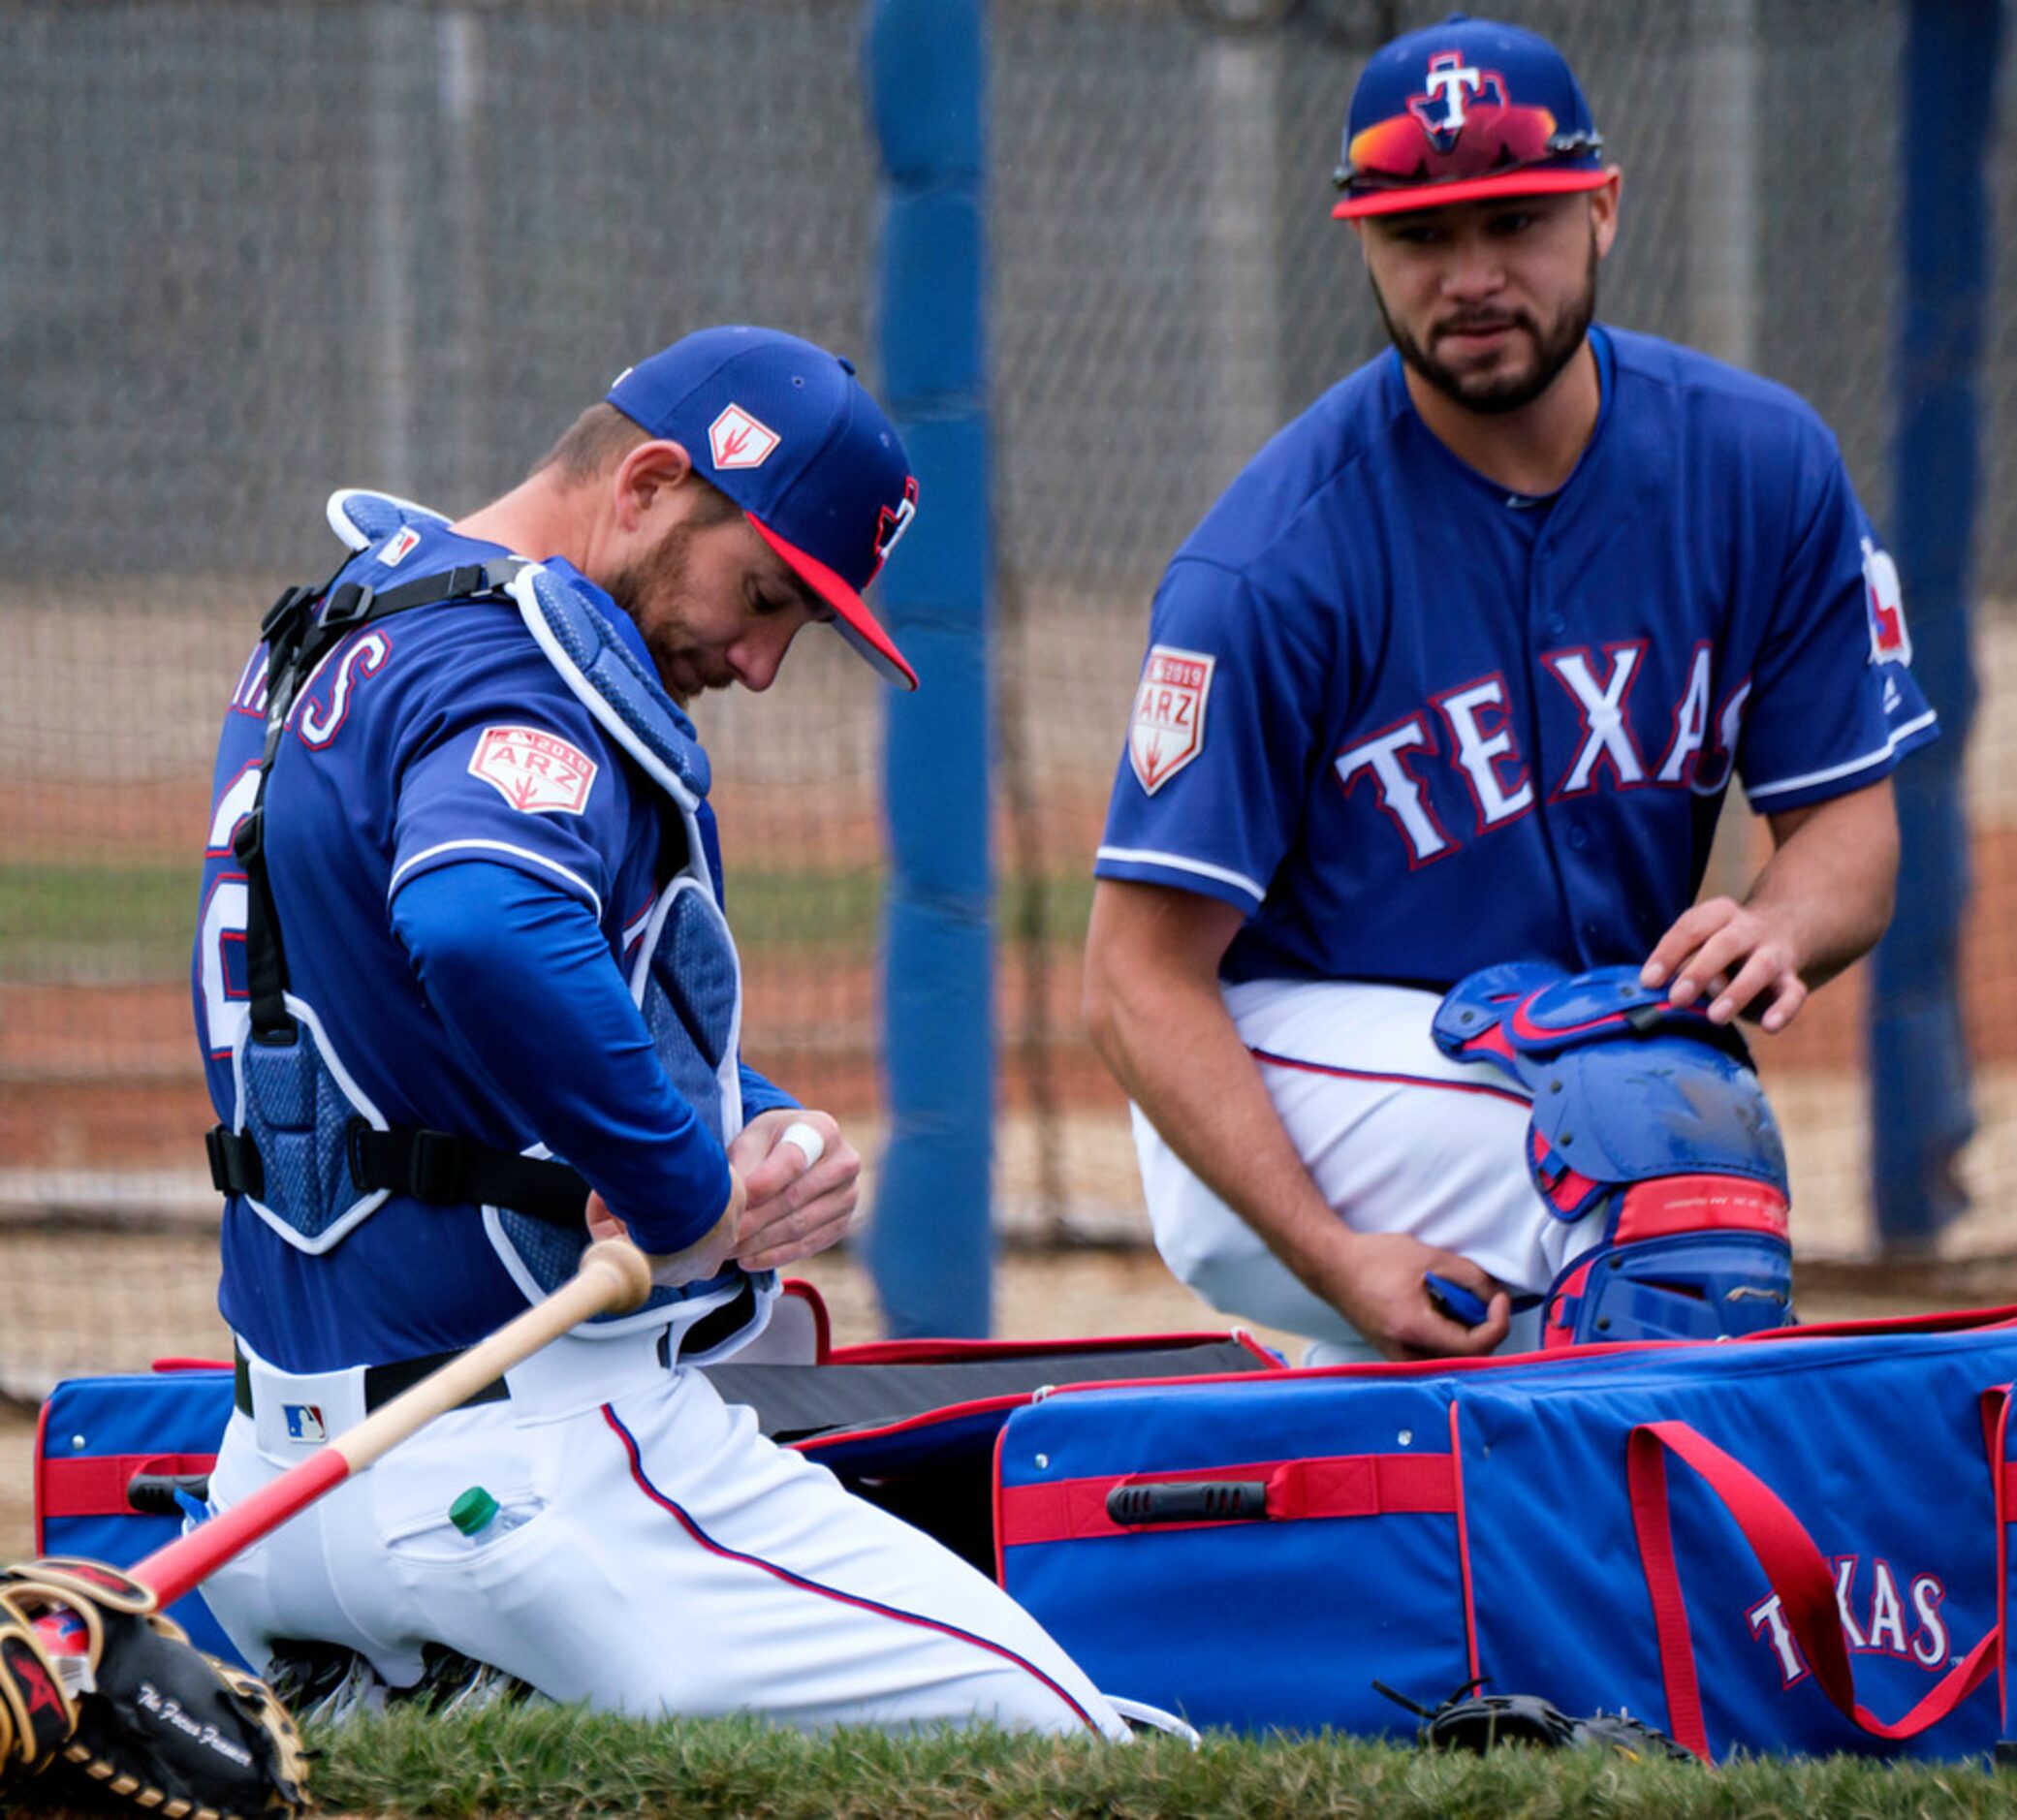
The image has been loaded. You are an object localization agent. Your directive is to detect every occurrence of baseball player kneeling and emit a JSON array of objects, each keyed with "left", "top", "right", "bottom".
[
  {"left": 193, "top": 327, "right": 1129, "bottom": 1738},
  {"left": 1084, "top": 17, "right": 1934, "bottom": 1365}
]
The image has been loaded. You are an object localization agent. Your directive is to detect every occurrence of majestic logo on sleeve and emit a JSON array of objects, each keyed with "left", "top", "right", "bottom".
[
  {"left": 1128, "top": 645, "right": 1215, "bottom": 795},
  {"left": 1861, "top": 536, "right": 1912, "bottom": 665},
  {"left": 469, "top": 725, "right": 599, "bottom": 815},
  {"left": 709, "top": 404, "right": 780, "bottom": 471}
]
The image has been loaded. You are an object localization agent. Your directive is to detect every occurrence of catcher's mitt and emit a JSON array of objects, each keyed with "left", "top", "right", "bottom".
[
  {"left": 1374, "top": 1678, "right": 1696, "bottom": 1762},
  {"left": 0, "top": 1557, "right": 306, "bottom": 1818}
]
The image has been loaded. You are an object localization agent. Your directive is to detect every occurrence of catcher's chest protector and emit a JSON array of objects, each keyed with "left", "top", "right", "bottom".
[
  {"left": 215, "top": 491, "right": 770, "bottom": 1346},
  {"left": 1434, "top": 962, "right": 1792, "bottom": 1345},
  {"left": 997, "top": 1311, "right": 2017, "bottom": 1761}
]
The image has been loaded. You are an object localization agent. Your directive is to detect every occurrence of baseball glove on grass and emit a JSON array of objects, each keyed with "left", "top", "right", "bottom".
[
  {"left": 1374, "top": 1678, "right": 1696, "bottom": 1762},
  {"left": 0, "top": 1557, "right": 306, "bottom": 1818}
]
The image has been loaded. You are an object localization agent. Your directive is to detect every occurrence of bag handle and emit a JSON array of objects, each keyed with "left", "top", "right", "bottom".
[{"left": 1627, "top": 1417, "right": 2001, "bottom": 1760}]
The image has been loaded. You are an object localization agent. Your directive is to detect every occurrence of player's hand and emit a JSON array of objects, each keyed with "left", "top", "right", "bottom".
[
  {"left": 726, "top": 1110, "right": 859, "bottom": 1271},
  {"left": 585, "top": 1172, "right": 746, "bottom": 1287},
  {"left": 1311, "top": 1231, "right": 1510, "bottom": 1362},
  {"left": 1640, "top": 895, "right": 1808, "bottom": 1033}
]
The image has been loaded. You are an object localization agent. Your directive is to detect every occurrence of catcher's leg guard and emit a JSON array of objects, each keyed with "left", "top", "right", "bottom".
[{"left": 1435, "top": 963, "right": 1793, "bottom": 1347}]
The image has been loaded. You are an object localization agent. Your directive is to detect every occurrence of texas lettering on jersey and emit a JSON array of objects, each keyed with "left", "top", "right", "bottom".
[{"left": 1335, "top": 643, "right": 1749, "bottom": 864}]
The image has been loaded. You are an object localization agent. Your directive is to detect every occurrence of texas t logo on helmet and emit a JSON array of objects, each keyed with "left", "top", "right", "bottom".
[{"left": 1333, "top": 15, "right": 1609, "bottom": 219}]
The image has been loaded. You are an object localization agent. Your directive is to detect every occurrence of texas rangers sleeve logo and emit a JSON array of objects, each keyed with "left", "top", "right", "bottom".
[
  {"left": 1861, "top": 536, "right": 1912, "bottom": 665},
  {"left": 469, "top": 725, "right": 599, "bottom": 815},
  {"left": 1128, "top": 645, "right": 1215, "bottom": 795}
]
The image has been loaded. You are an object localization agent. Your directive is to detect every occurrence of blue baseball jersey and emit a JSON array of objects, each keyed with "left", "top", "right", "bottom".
[
  {"left": 1096, "top": 327, "right": 1935, "bottom": 988},
  {"left": 192, "top": 513, "right": 789, "bottom": 1368}
]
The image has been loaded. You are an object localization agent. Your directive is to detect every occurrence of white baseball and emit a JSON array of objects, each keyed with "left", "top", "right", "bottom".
[{"left": 779, "top": 1120, "right": 826, "bottom": 1171}]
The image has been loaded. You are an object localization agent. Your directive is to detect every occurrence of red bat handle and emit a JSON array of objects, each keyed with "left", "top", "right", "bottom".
[{"left": 133, "top": 1451, "right": 351, "bottom": 1610}]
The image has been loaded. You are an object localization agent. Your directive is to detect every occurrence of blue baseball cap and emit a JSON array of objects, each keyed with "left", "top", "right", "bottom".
[
  {"left": 609, "top": 326, "right": 920, "bottom": 689},
  {"left": 1332, "top": 16, "right": 1607, "bottom": 221}
]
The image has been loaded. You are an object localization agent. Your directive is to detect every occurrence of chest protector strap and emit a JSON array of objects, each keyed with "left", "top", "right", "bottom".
[{"left": 1434, "top": 962, "right": 1793, "bottom": 1347}]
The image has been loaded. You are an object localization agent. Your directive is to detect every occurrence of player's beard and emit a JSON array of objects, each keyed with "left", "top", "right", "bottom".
[
  {"left": 1371, "top": 229, "right": 1599, "bottom": 417},
  {"left": 606, "top": 523, "right": 731, "bottom": 706}
]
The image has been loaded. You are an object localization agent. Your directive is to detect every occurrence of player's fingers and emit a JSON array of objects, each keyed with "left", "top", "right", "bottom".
[
  {"left": 737, "top": 1201, "right": 854, "bottom": 1271},
  {"left": 584, "top": 1192, "right": 627, "bottom": 1241},
  {"left": 1705, "top": 947, "right": 1783, "bottom": 1023},
  {"left": 740, "top": 1119, "right": 838, "bottom": 1204},
  {"left": 1666, "top": 920, "right": 1757, "bottom": 1007},
  {"left": 1755, "top": 973, "right": 1809, "bottom": 1035},
  {"left": 1442, "top": 1289, "right": 1512, "bottom": 1355},
  {"left": 1640, "top": 897, "right": 1738, "bottom": 988},
  {"left": 738, "top": 1169, "right": 858, "bottom": 1247}
]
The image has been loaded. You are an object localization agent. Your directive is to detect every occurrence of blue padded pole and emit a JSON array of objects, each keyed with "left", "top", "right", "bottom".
[
  {"left": 864, "top": 0, "right": 993, "bottom": 1334},
  {"left": 1873, "top": 0, "right": 1999, "bottom": 1247}
]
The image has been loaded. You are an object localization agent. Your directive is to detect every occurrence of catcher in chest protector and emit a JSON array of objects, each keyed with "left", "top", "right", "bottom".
[{"left": 185, "top": 325, "right": 1130, "bottom": 1742}]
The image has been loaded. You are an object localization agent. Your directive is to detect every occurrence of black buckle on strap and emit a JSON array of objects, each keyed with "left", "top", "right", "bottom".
[
  {"left": 322, "top": 581, "right": 375, "bottom": 627},
  {"left": 405, "top": 1128, "right": 467, "bottom": 1204},
  {"left": 206, "top": 1125, "right": 265, "bottom": 1199},
  {"left": 260, "top": 583, "right": 319, "bottom": 643}
]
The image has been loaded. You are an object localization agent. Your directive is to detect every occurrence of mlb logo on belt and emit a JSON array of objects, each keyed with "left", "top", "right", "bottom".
[
  {"left": 282, "top": 1403, "right": 327, "bottom": 1443},
  {"left": 709, "top": 404, "right": 780, "bottom": 471},
  {"left": 469, "top": 724, "right": 599, "bottom": 815},
  {"left": 1129, "top": 645, "right": 1216, "bottom": 795}
]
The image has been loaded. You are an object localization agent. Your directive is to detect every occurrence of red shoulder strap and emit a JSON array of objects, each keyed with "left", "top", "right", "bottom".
[{"left": 1627, "top": 1416, "right": 2000, "bottom": 1760}]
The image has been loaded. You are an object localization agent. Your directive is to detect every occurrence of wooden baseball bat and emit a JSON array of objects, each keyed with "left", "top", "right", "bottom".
[{"left": 128, "top": 1239, "right": 653, "bottom": 1609}]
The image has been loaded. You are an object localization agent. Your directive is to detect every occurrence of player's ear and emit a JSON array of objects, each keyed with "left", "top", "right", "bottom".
[
  {"left": 611, "top": 438, "right": 697, "bottom": 533},
  {"left": 1589, "top": 169, "right": 1623, "bottom": 258}
]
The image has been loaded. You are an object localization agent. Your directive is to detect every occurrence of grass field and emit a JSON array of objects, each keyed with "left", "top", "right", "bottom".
[{"left": 260, "top": 1703, "right": 2017, "bottom": 1817}]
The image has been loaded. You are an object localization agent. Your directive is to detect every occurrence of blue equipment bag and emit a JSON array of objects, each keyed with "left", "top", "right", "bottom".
[
  {"left": 997, "top": 1312, "right": 2017, "bottom": 1762},
  {"left": 34, "top": 1364, "right": 243, "bottom": 1665}
]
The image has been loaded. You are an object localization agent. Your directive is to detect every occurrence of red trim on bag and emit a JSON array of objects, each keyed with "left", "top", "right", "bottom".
[
  {"left": 829, "top": 1331, "right": 1276, "bottom": 1367},
  {"left": 1628, "top": 1419, "right": 1999, "bottom": 1762},
  {"left": 1449, "top": 1401, "right": 1480, "bottom": 1687},
  {"left": 1990, "top": 1389, "right": 2013, "bottom": 1733},
  {"left": 1750, "top": 1306, "right": 2017, "bottom": 1340},
  {"left": 999, "top": 1451, "right": 1456, "bottom": 1549},
  {"left": 1612, "top": 1177, "right": 1789, "bottom": 1243},
  {"left": 778, "top": 1280, "right": 833, "bottom": 1362},
  {"left": 32, "top": 1396, "right": 52, "bottom": 1555},
  {"left": 150, "top": 1358, "right": 232, "bottom": 1373},
  {"left": 39, "top": 1454, "right": 219, "bottom": 1521}
]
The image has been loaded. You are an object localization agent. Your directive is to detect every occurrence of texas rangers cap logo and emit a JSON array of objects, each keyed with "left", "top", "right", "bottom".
[
  {"left": 469, "top": 725, "right": 600, "bottom": 815},
  {"left": 709, "top": 404, "right": 780, "bottom": 471},
  {"left": 1408, "top": 50, "right": 1509, "bottom": 150},
  {"left": 1128, "top": 644, "right": 1215, "bottom": 796}
]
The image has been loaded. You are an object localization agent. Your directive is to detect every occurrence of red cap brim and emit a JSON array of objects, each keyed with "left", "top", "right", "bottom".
[
  {"left": 748, "top": 515, "right": 919, "bottom": 691},
  {"left": 1333, "top": 167, "right": 1610, "bottom": 220}
]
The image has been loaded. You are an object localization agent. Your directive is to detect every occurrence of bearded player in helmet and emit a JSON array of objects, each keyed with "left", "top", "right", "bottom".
[{"left": 1086, "top": 16, "right": 1933, "bottom": 1365}]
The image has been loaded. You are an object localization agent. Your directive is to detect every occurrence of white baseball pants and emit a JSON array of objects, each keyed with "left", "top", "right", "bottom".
[
  {"left": 203, "top": 1325, "right": 1127, "bottom": 1738},
  {"left": 1134, "top": 978, "right": 1601, "bottom": 1364}
]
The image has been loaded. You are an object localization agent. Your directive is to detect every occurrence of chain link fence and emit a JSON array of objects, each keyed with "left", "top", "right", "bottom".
[{"left": 1, "top": 0, "right": 2009, "bottom": 1394}]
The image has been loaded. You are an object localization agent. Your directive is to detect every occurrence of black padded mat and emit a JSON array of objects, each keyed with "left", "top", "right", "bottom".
[{"left": 699, "top": 1339, "right": 1272, "bottom": 1441}]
